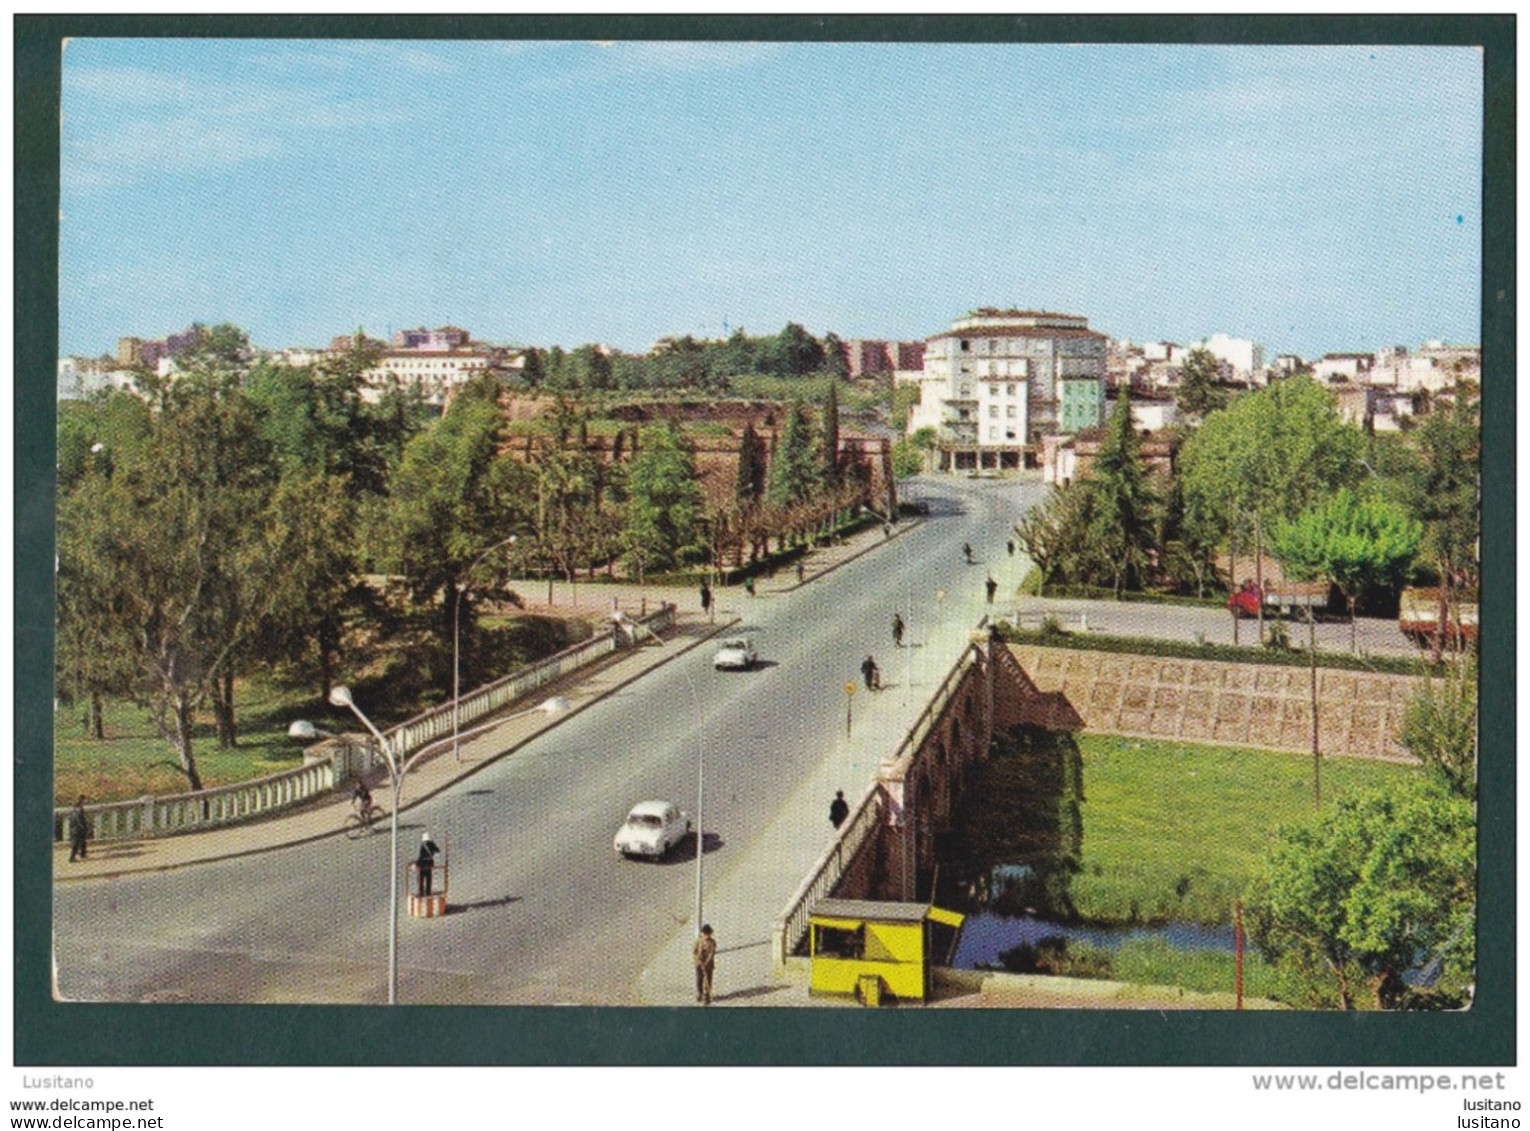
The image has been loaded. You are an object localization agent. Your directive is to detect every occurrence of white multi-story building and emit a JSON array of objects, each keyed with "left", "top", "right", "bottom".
[
  {"left": 1313, "top": 353, "right": 1375, "bottom": 383},
  {"left": 359, "top": 349, "right": 497, "bottom": 404},
  {"left": 908, "top": 308, "right": 1107, "bottom": 472},
  {"left": 57, "top": 355, "right": 134, "bottom": 400},
  {"left": 1193, "top": 332, "right": 1266, "bottom": 381}
]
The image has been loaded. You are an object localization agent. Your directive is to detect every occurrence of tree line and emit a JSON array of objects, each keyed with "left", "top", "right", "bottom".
[
  {"left": 1005, "top": 366, "right": 1479, "bottom": 1010},
  {"left": 1014, "top": 374, "right": 1480, "bottom": 654},
  {"left": 57, "top": 326, "right": 873, "bottom": 792},
  {"left": 517, "top": 322, "right": 849, "bottom": 393}
]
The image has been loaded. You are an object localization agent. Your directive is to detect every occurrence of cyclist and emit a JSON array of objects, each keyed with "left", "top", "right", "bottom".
[{"left": 351, "top": 778, "right": 374, "bottom": 820}]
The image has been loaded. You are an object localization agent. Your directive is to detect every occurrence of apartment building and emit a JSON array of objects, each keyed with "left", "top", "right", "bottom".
[
  {"left": 908, "top": 308, "right": 1107, "bottom": 471},
  {"left": 843, "top": 338, "right": 926, "bottom": 380}
]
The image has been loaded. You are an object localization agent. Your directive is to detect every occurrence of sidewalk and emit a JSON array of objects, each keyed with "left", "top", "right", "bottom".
[
  {"left": 53, "top": 609, "right": 737, "bottom": 882},
  {"left": 52, "top": 515, "right": 917, "bottom": 885}
]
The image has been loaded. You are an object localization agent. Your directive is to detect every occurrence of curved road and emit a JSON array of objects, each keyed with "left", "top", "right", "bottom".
[{"left": 54, "top": 477, "right": 1045, "bottom": 1005}]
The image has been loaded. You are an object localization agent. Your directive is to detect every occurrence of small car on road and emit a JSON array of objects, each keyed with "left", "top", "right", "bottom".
[
  {"left": 614, "top": 800, "right": 692, "bottom": 860},
  {"left": 713, "top": 636, "right": 758, "bottom": 671}
]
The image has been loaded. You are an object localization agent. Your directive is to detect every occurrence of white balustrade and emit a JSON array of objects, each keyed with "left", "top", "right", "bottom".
[{"left": 56, "top": 603, "right": 677, "bottom": 844}]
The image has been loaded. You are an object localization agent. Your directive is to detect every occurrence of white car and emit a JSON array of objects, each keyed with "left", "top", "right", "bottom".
[
  {"left": 614, "top": 800, "right": 692, "bottom": 860},
  {"left": 713, "top": 636, "right": 758, "bottom": 671}
]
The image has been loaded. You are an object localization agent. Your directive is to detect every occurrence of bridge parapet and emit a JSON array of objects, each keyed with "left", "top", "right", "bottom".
[{"left": 55, "top": 603, "right": 677, "bottom": 844}]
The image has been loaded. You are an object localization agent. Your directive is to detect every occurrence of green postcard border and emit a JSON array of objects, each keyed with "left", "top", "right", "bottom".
[{"left": 14, "top": 13, "right": 1515, "bottom": 1066}]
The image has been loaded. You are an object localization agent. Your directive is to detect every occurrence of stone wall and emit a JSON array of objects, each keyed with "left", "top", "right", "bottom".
[{"left": 1004, "top": 644, "right": 1424, "bottom": 760}]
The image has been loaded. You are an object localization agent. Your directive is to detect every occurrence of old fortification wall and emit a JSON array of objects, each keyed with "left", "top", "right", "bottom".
[{"left": 1001, "top": 644, "right": 1424, "bottom": 760}]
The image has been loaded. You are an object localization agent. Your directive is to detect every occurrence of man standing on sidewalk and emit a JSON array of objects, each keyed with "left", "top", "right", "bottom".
[
  {"left": 68, "top": 796, "right": 91, "bottom": 862},
  {"left": 829, "top": 791, "right": 850, "bottom": 830},
  {"left": 986, "top": 575, "right": 998, "bottom": 604},
  {"left": 692, "top": 924, "right": 717, "bottom": 1004}
]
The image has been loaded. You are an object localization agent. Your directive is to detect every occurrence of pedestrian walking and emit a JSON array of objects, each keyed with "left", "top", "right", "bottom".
[
  {"left": 692, "top": 924, "right": 717, "bottom": 1004},
  {"left": 963, "top": 542, "right": 974, "bottom": 564},
  {"left": 1007, "top": 539, "right": 1015, "bottom": 557},
  {"left": 744, "top": 577, "right": 756, "bottom": 597},
  {"left": 67, "top": 796, "right": 91, "bottom": 863},
  {"left": 892, "top": 612, "right": 905, "bottom": 648},
  {"left": 416, "top": 831, "right": 442, "bottom": 896},
  {"left": 829, "top": 790, "right": 850, "bottom": 830},
  {"left": 796, "top": 561, "right": 805, "bottom": 584},
  {"left": 700, "top": 579, "right": 713, "bottom": 617},
  {"left": 985, "top": 575, "right": 998, "bottom": 604},
  {"left": 860, "top": 654, "right": 881, "bottom": 691}
]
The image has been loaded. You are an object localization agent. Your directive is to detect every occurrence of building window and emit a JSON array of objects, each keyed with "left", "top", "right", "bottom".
[
  {"left": 1006, "top": 405, "right": 1016, "bottom": 418},
  {"left": 1006, "top": 383, "right": 1016, "bottom": 396},
  {"left": 989, "top": 405, "right": 998, "bottom": 418},
  {"left": 960, "top": 339, "right": 970, "bottom": 352},
  {"left": 988, "top": 426, "right": 998, "bottom": 439}
]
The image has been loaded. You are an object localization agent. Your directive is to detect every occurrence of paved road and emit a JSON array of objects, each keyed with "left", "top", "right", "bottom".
[
  {"left": 1011, "top": 594, "right": 1419, "bottom": 658},
  {"left": 53, "top": 476, "right": 1047, "bottom": 1005}
]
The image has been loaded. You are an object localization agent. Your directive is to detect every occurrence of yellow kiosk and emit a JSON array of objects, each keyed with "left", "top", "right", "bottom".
[{"left": 808, "top": 899, "right": 965, "bottom": 1005}]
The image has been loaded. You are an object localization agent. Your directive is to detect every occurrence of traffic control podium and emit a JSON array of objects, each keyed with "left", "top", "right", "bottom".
[
  {"left": 407, "top": 862, "right": 449, "bottom": 918},
  {"left": 807, "top": 899, "right": 965, "bottom": 1005}
]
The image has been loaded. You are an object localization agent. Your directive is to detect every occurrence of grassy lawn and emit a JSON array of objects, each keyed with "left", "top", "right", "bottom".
[
  {"left": 936, "top": 728, "right": 1416, "bottom": 928},
  {"left": 54, "top": 679, "right": 319, "bottom": 805},
  {"left": 1070, "top": 734, "right": 1415, "bottom": 924},
  {"left": 934, "top": 728, "right": 1415, "bottom": 1002},
  {"left": 54, "top": 612, "right": 595, "bottom": 806}
]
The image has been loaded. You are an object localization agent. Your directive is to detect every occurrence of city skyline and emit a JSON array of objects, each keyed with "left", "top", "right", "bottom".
[{"left": 60, "top": 39, "right": 1482, "bottom": 360}]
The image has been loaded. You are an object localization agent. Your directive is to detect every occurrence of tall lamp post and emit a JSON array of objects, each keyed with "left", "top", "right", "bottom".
[
  {"left": 614, "top": 610, "right": 706, "bottom": 935},
  {"left": 454, "top": 535, "right": 518, "bottom": 761},
  {"left": 321, "top": 685, "right": 565, "bottom": 1004}
]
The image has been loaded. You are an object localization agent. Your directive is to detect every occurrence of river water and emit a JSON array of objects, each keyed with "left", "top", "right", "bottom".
[{"left": 953, "top": 911, "right": 1234, "bottom": 970}]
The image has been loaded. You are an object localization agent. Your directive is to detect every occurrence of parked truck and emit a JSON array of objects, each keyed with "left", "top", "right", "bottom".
[
  {"left": 1227, "top": 579, "right": 1329, "bottom": 619},
  {"left": 1399, "top": 586, "right": 1479, "bottom": 646}
]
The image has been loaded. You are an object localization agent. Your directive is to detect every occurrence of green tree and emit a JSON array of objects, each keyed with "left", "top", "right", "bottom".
[
  {"left": 391, "top": 389, "right": 531, "bottom": 662},
  {"left": 1082, "top": 392, "right": 1157, "bottom": 597},
  {"left": 56, "top": 368, "right": 286, "bottom": 786},
  {"left": 1245, "top": 780, "right": 1475, "bottom": 1010},
  {"left": 1013, "top": 485, "right": 1099, "bottom": 594},
  {"left": 717, "top": 328, "right": 756, "bottom": 377},
  {"left": 519, "top": 346, "right": 545, "bottom": 387},
  {"left": 1391, "top": 382, "right": 1480, "bottom": 661},
  {"left": 820, "top": 381, "right": 841, "bottom": 488},
  {"left": 734, "top": 420, "right": 768, "bottom": 510},
  {"left": 1176, "top": 347, "right": 1228, "bottom": 419},
  {"left": 1400, "top": 659, "right": 1477, "bottom": 800},
  {"left": 763, "top": 322, "right": 826, "bottom": 376},
  {"left": 623, "top": 422, "right": 704, "bottom": 576},
  {"left": 890, "top": 383, "right": 922, "bottom": 433},
  {"left": 820, "top": 332, "right": 850, "bottom": 379},
  {"left": 765, "top": 401, "right": 820, "bottom": 512},
  {"left": 1273, "top": 488, "right": 1421, "bottom": 651},
  {"left": 1180, "top": 376, "right": 1364, "bottom": 637},
  {"left": 890, "top": 438, "right": 925, "bottom": 479}
]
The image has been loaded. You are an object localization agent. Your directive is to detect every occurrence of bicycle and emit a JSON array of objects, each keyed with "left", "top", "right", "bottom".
[{"left": 344, "top": 799, "right": 385, "bottom": 839}]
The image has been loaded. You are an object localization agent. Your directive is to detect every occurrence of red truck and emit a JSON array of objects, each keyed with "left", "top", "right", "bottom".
[{"left": 1227, "top": 580, "right": 1329, "bottom": 618}]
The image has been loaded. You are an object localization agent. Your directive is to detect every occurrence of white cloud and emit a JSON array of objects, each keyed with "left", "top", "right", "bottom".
[{"left": 62, "top": 55, "right": 420, "bottom": 190}]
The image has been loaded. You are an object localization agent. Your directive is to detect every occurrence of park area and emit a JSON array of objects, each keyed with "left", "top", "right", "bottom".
[
  {"left": 935, "top": 729, "right": 1419, "bottom": 1004},
  {"left": 54, "top": 609, "right": 592, "bottom": 805}
]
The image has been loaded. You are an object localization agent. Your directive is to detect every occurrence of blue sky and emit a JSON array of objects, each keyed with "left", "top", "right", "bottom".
[{"left": 59, "top": 39, "right": 1482, "bottom": 360}]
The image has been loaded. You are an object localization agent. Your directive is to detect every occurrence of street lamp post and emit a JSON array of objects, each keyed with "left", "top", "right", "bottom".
[
  {"left": 614, "top": 610, "right": 706, "bottom": 937},
  {"left": 454, "top": 535, "right": 518, "bottom": 761},
  {"left": 322, "top": 685, "right": 565, "bottom": 1004}
]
